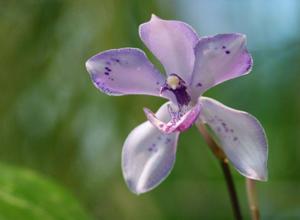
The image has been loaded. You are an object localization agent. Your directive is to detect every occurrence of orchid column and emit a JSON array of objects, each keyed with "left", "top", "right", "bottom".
[{"left": 85, "top": 15, "right": 268, "bottom": 219}]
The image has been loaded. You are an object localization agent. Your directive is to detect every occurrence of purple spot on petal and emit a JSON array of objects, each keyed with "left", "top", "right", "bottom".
[
  {"left": 156, "top": 82, "right": 160, "bottom": 85},
  {"left": 196, "top": 82, "right": 202, "bottom": 87},
  {"left": 111, "top": 58, "right": 120, "bottom": 63},
  {"left": 222, "top": 46, "right": 226, "bottom": 49},
  {"left": 230, "top": 129, "right": 234, "bottom": 133},
  {"left": 159, "top": 124, "right": 164, "bottom": 128},
  {"left": 106, "top": 61, "right": 111, "bottom": 65},
  {"left": 105, "top": 67, "right": 112, "bottom": 72},
  {"left": 104, "top": 72, "right": 109, "bottom": 75},
  {"left": 152, "top": 143, "right": 156, "bottom": 147},
  {"left": 225, "top": 50, "right": 231, "bottom": 54},
  {"left": 233, "top": 137, "right": 238, "bottom": 141},
  {"left": 165, "top": 138, "right": 171, "bottom": 144},
  {"left": 148, "top": 147, "right": 153, "bottom": 152}
]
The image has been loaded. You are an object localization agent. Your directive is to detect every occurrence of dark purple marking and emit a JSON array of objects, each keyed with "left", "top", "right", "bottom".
[
  {"left": 104, "top": 72, "right": 109, "bottom": 75},
  {"left": 111, "top": 58, "right": 120, "bottom": 63},
  {"left": 230, "top": 129, "right": 234, "bottom": 133},
  {"left": 152, "top": 143, "right": 156, "bottom": 147},
  {"left": 105, "top": 67, "right": 112, "bottom": 72},
  {"left": 196, "top": 82, "right": 202, "bottom": 87},
  {"left": 225, "top": 50, "right": 231, "bottom": 54},
  {"left": 233, "top": 137, "right": 238, "bottom": 141},
  {"left": 148, "top": 147, "right": 153, "bottom": 152},
  {"left": 222, "top": 46, "right": 226, "bottom": 49},
  {"left": 221, "top": 122, "right": 230, "bottom": 132},
  {"left": 156, "top": 82, "right": 160, "bottom": 85},
  {"left": 95, "top": 81, "right": 101, "bottom": 86},
  {"left": 161, "top": 73, "right": 191, "bottom": 107},
  {"left": 168, "top": 86, "right": 190, "bottom": 106},
  {"left": 106, "top": 61, "right": 111, "bottom": 65},
  {"left": 109, "top": 77, "right": 114, "bottom": 81},
  {"left": 159, "top": 124, "right": 164, "bottom": 128}
]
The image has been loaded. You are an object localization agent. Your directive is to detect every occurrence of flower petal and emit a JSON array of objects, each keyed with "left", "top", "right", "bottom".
[
  {"left": 86, "top": 48, "right": 165, "bottom": 96},
  {"left": 190, "top": 34, "right": 253, "bottom": 100},
  {"left": 198, "top": 97, "right": 268, "bottom": 181},
  {"left": 139, "top": 14, "right": 199, "bottom": 83},
  {"left": 144, "top": 103, "right": 201, "bottom": 134},
  {"left": 122, "top": 103, "right": 179, "bottom": 194}
]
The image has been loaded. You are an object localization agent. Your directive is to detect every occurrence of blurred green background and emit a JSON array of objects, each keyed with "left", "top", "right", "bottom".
[{"left": 0, "top": 0, "right": 300, "bottom": 219}]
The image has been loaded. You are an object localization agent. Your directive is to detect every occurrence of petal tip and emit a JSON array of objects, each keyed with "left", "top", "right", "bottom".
[
  {"left": 123, "top": 178, "right": 142, "bottom": 195},
  {"left": 85, "top": 59, "right": 93, "bottom": 73},
  {"left": 241, "top": 165, "right": 268, "bottom": 182},
  {"left": 124, "top": 178, "right": 143, "bottom": 195},
  {"left": 247, "top": 173, "right": 268, "bottom": 182},
  {"left": 150, "top": 13, "right": 159, "bottom": 20}
]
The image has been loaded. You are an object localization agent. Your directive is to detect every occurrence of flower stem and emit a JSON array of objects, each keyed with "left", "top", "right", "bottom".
[
  {"left": 246, "top": 178, "right": 260, "bottom": 220},
  {"left": 196, "top": 122, "right": 242, "bottom": 220}
]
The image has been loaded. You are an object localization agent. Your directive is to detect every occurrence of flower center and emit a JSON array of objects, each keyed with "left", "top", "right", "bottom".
[
  {"left": 166, "top": 75, "right": 180, "bottom": 90},
  {"left": 161, "top": 74, "right": 191, "bottom": 107}
]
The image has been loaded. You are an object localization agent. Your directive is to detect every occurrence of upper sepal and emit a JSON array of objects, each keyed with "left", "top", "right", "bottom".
[{"left": 139, "top": 14, "right": 199, "bottom": 83}]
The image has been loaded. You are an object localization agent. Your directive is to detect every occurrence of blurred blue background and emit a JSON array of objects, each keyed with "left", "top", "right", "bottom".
[{"left": 0, "top": 0, "right": 300, "bottom": 219}]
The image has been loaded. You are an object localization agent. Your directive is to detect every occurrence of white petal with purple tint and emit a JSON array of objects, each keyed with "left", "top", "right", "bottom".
[
  {"left": 144, "top": 103, "right": 201, "bottom": 134},
  {"left": 198, "top": 97, "right": 268, "bottom": 181},
  {"left": 86, "top": 48, "right": 165, "bottom": 97},
  {"left": 190, "top": 34, "right": 253, "bottom": 100},
  {"left": 139, "top": 14, "right": 199, "bottom": 83},
  {"left": 122, "top": 103, "right": 179, "bottom": 194}
]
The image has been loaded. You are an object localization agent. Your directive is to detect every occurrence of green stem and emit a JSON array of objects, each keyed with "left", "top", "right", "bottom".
[
  {"left": 246, "top": 178, "right": 260, "bottom": 220},
  {"left": 196, "top": 122, "right": 242, "bottom": 220}
]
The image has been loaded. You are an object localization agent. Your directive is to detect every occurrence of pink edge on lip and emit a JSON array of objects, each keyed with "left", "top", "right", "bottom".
[{"left": 144, "top": 103, "right": 201, "bottom": 134}]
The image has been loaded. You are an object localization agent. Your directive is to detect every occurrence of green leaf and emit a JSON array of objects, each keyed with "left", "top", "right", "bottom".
[{"left": 0, "top": 163, "right": 91, "bottom": 220}]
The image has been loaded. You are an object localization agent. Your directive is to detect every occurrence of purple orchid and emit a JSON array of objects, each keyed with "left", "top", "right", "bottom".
[{"left": 85, "top": 15, "right": 268, "bottom": 194}]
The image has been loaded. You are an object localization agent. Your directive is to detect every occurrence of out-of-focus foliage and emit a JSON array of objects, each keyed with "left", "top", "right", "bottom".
[
  {"left": 0, "top": 163, "right": 90, "bottom": 220},
  {"left": 0, "top": 0, "right": 299, "bottom": 219}
]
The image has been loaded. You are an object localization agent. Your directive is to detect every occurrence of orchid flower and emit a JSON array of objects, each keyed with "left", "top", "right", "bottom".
[{"left": 85, "top": 15, "right": 268, "bottom": 195}]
